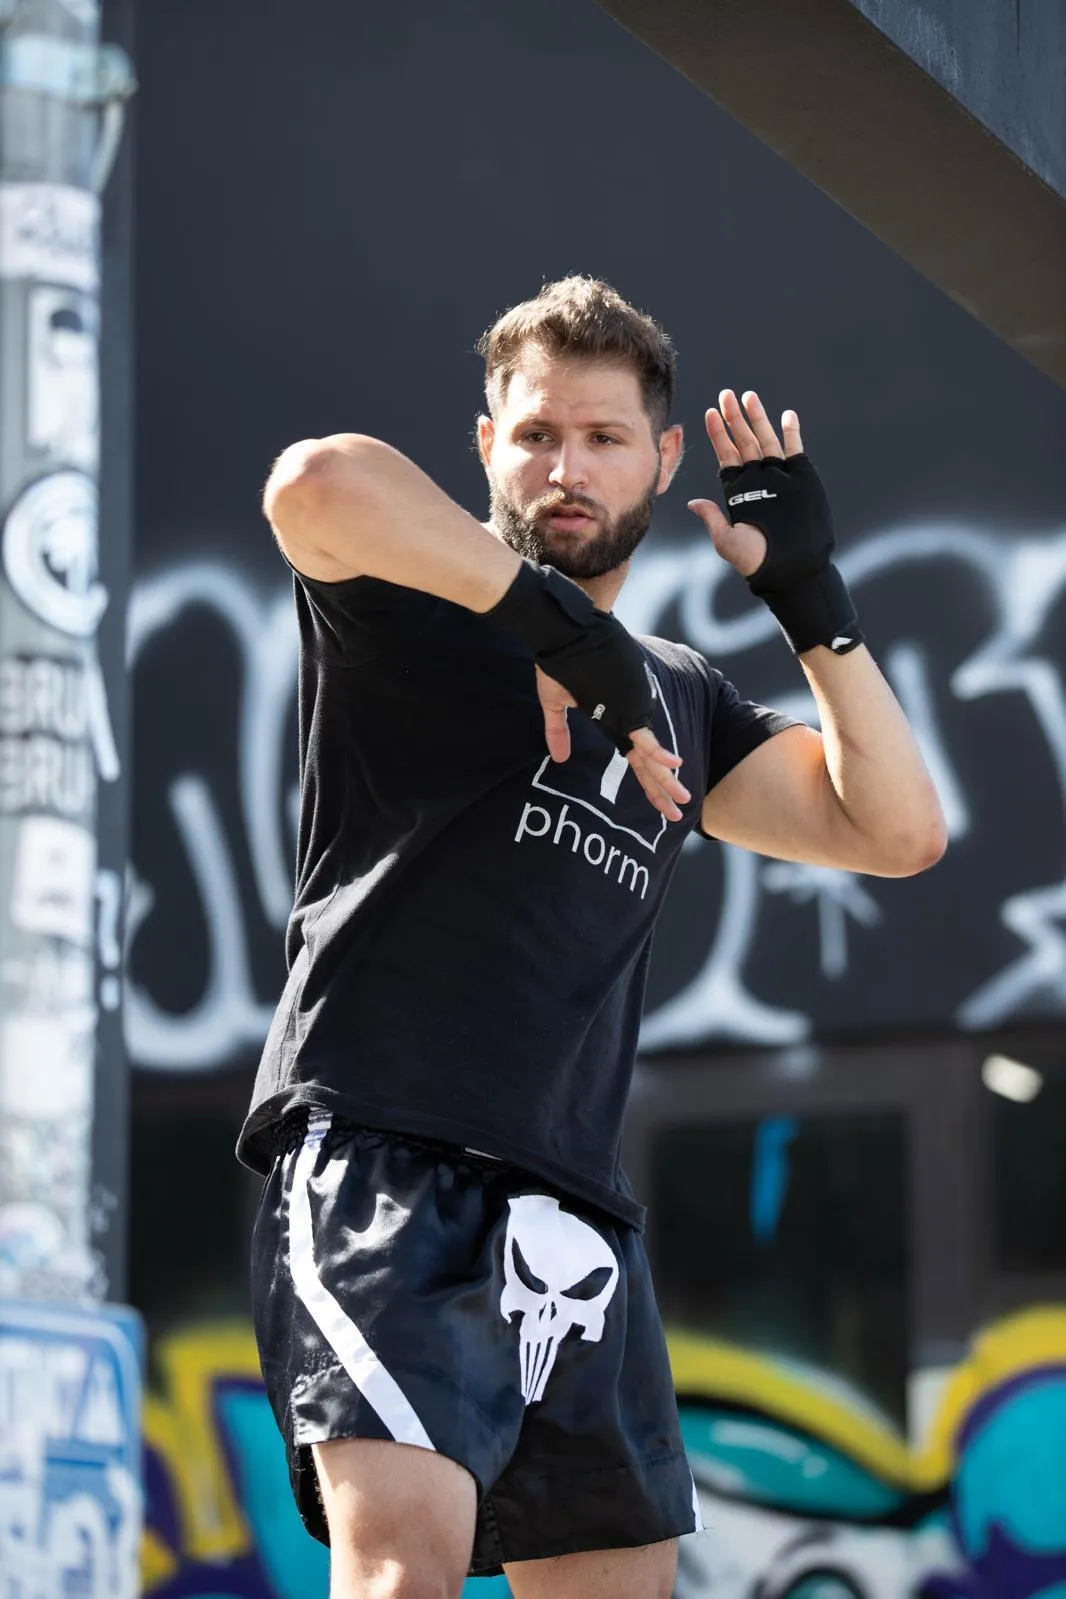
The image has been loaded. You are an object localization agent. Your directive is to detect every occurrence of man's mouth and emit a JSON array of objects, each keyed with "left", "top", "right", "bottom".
[{"left": 542, "top": 505, "right": 596, "bottom": 531}]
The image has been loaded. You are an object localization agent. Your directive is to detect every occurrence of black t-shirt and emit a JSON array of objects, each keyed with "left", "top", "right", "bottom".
[{"left": 237, "top": 573, "right": 793, "bottom": 1226}]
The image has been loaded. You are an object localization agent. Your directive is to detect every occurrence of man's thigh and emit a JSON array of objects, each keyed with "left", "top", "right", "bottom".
[
  {"left": 505, "top": 1539, "right": 678, "bottom": 1599},
  {"left": 313, "top": 1437, "right": 476, "bottom": 1599}
]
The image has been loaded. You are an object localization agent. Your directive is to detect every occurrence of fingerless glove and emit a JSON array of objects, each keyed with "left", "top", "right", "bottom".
[
  {"left": 721, "top": 454, "right": 863, "bottom": 656},
  {"left": 485, "top": 560, "right": 652, "bottom": 753}
]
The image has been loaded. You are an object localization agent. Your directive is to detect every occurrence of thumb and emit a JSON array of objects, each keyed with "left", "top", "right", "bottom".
[
  {"left": 687, "top": 497, "right": 731, "bottom": 541},
  {"left": 688, "top": 498, "right": 768, "bottom": 578}
]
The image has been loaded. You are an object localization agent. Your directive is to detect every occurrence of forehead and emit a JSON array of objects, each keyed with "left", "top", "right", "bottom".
[{"left": 498, "top": 350, "right": 646, "bottom": 424}]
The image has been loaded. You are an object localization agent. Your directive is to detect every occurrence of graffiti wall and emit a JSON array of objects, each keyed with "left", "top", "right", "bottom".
[
  {"left": 140, "top": 1311, "right": 1066, "bottom": 1599},
  {"left": 125, "top": 514, "right": 1066, "bottom": 1076}
]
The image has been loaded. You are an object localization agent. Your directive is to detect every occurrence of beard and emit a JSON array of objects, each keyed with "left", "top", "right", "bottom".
[{"left": 488, "top": 462, "right": 661, "bottom": 581}]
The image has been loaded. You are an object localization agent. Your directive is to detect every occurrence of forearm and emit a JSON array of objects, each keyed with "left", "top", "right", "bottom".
[
  {"left": 264, "top": 433, "right": 520, "bottom": 612},
  {"left": 801, "top": 644, "right": 947, "bottom": 872}
]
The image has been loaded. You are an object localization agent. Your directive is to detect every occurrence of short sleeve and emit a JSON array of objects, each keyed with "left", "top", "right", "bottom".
[
  {"left": 289, "top": 558, "right": 440, "bottom": 660},
  {"left": 702, "top": 666, "right": 797, "bottom": 796}
]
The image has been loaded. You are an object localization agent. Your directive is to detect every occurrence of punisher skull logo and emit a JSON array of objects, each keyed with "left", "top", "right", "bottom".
[{"left": 500, "top": 1194, "right": 620, "bottom": 1405}]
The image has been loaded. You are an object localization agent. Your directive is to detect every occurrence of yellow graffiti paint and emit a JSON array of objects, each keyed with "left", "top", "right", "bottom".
[
  {"left": 913, "top": 1305, "right": 1066, "bottom": 1488},
  {"left": 666, "top": 1327, "right": 913, "bottom": 1488},
  {"left": 667, "top": 1305, "right": 1066, "bottom": 1496},
  {"left": 142, "top": 1322, "right": 262, "bottom": 1585},
  {"left": 141, "top": 1525, "right": 179, "bottom": 1591}
]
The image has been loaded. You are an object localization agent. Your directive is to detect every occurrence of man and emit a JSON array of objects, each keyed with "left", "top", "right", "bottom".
[{"left": 239, "top": 277, "right": 945, "bottom": 1599}]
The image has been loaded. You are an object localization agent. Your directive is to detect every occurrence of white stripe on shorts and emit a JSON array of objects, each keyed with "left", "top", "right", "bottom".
[{"left": 288, "top": 1111, "right": 435, "bottom": 1453}]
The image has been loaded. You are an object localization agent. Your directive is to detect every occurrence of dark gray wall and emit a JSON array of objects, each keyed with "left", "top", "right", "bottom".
[
  {"left": 848, "top": 0, "right": 1066, "bottom": 200},
  {"left": 127, "top": 0, "right": 1066, "bottom": 1078}
]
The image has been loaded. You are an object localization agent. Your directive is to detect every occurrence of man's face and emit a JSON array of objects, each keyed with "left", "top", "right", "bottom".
[{"left": 478, "top": 352, "right": 682, "bottom": 581}]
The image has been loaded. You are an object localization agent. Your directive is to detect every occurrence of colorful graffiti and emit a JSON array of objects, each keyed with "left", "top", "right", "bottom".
[
  {"left": 671, "top": 1309, "right": 1066, "bottom": 1596},
  {"left": 140, "top": 1309, "right": 1066, "bottom": 1598}
]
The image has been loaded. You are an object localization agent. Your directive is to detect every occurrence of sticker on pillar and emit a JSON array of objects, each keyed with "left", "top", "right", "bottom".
[
  {"left": 0, "top": 1010, "right": 96, "bottom": 1117},
  {"left": 0, "top": 1299, "right": 143, "bottom": 1595},
  {"left": 27, "top": 288, "right": 99, "bottom": 472},
  {"left": 0, "top": 944, "right": 94, "bottom": 1014},
  {"left": 10, "top": 815, "right": 95, "bottom": 944},
  {"left": 0, "top": 1201, "right": 69, "bottom": 1292},
  {"left": 58, "top": 0, "right": 102, "bottom": 22},
  {"left": 2, "top": 470, "right": 107, "bottom": 636},
  {"left": 0, "top": 184, "right": 100, "bottom": 291}
]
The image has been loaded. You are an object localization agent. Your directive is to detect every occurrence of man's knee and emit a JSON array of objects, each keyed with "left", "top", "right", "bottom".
[
  {"left": 333, "top": 1561, "right": 459, "bottom": 1599},
  {"left": 313, "top": 1437, "right": 475, "bottom": 1599}
]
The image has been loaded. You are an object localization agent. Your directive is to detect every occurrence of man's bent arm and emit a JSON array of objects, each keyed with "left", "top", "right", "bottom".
[
  {"left": 264, "top": 433, "right": 521, "bottom": 612},
  {"left": 700, "top": 644, "right": 947, "bottom": 877},
  {"left": 265, "top": 434, "right": 690, "bottom": 820}
]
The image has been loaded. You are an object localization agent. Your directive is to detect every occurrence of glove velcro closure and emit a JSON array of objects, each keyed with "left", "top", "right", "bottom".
[
  {"left": 753, "top": 563, "right": 864, "bottom": 656},
  {"left": 486, "top": 558, "right": 596, "bottom": 648}
]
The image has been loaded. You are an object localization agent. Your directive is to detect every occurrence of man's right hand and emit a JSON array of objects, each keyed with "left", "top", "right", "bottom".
[{"left": 535, "top": 668, "right": 690, "bottom": 821}]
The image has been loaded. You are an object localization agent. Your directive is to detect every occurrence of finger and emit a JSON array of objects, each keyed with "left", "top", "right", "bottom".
[
  {"left": 704, "top": 408, "right": 742, "bottom": 471},
  {"left": 629, "top": 727, "right": 683, "bottom": 768},
  {"left": 782, "top": 408, "right": 804, "bottom": 456},
  {"left": 687, "top": 496, "right": 731, "bottom": 541},
  {"left": 629, "top": 762, "right": 682, "bottom": 820},
  {"left": 542, "top": 701, "right": 571, "bottom": 764},
  {"left": 628, "top": 733, "right": 691, "bottom": 822},
  {"left": 630, "top": 758, "right": 689, "bottom": 821},
  {"left": 740, "top": 391, "right": 784, "bottom": 459},
  {"left": 689, "top": 499, "right": 767, "bottom": 577},
  {"left": 719, "top": 389, "right": 762, "bottom": 462}
]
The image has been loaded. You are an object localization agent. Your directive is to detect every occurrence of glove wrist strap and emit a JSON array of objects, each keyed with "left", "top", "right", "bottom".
[
  {"left": 485, "top": 559, "right": 594, "bottom": 653},
  {"left": 751, "top": 563, "right": 864, "bottom": 656}
]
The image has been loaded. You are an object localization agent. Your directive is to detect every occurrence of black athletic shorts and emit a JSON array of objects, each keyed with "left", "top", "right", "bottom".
[{"left": 251, "top": 1112, "right": 702, "bottom": 1575}]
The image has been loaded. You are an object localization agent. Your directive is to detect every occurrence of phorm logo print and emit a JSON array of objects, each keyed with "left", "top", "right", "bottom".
[
  {"left": 513, "top": 800, "right": 652, "bottom": 897},
  {"left": 512, "top": 668, "right": 680, "bottom": 898}
]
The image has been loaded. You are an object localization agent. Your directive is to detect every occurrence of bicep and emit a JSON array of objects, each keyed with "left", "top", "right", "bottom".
[{"left": 699, "top": 724, "right": 870, "bottom": 870}]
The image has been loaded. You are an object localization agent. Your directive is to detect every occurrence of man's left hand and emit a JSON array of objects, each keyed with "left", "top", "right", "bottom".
[{"left": 686, "top": 389, "right": 803, "bottom": 574}]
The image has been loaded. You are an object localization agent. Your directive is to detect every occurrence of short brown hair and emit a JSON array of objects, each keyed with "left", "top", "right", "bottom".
[{"left": 477, "top": 276, "right": 677, "bottom": 434}]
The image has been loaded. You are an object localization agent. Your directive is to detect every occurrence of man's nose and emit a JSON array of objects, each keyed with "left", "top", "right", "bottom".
[{"left": 547, "top": 445, "right": 589, "bottom": 493}]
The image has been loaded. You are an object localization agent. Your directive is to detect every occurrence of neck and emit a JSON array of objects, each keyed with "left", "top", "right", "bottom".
[{"left": 578, "top": 566, "right": 628, "bottom": 612}]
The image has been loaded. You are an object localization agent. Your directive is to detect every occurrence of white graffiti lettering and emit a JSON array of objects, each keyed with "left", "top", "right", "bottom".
[
  {"left": 126, "top": 520, "right": 1066, "bottom": 1072},
  {"left": 125, "top": 563, "right": 296, "bottom": 1070}
]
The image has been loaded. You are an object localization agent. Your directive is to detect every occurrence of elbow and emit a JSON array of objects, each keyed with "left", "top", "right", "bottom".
[
  {"left": 261, "top": 433, "right": 388, "bottom": 525},
  {"left": 870, "top": 813, "right": 949, "bottom": 878},
  {"left": 899, "top": 821, "right": 949, "bottom": 876},
  {"left": 262, "top": 438, "right": 325, "bottom": 524}
]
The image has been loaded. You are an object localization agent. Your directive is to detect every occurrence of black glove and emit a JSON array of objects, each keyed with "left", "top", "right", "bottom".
[
  {"left": 720, "top": 453, "right": 863, "bottom": 656},
  {"left": 485, "top": 560, "right": 652, "bottom": 753}
]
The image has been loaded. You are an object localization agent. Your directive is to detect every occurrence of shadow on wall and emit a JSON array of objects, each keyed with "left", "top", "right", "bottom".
[{"left": 141, "top": 1311, "right": 1066, "bottom": 1599}]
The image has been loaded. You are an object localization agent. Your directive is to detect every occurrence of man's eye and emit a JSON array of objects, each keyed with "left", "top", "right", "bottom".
[
  {"left": 591, "top": 434, "right": 620, "bottom": 445},
  {"left": 522, "top": 431, "right": 551, "bottom": 444}
]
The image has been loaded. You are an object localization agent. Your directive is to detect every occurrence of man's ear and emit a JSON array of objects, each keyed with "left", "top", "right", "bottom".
[
  {"left": 476, "top": 413, "right": 495, "bottom": 469},
  {"left": 657, "top": 425, "right": 685, "bottom": 493}
]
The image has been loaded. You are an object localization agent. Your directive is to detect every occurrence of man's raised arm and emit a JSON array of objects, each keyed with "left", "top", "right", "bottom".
[
  {"left": 264, "top": 434, "right": 689, "bottom": 819},
  {"left": 265, "top": 433, "right": 521, "bottom": 610},
  {"left": 690, "top": 392, "right": 946, "bottom": 874}
]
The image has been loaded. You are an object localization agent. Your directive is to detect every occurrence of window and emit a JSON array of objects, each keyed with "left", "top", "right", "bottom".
[
  {"left": 990, "top": 1056, "right": 1066, "bottom": 1279},
  {"left": 650, "top": 1113, "right": 908, "bottom": 1426},
  {"left": 129, "top": 1086, "right": 258, "bottom": 1341}
]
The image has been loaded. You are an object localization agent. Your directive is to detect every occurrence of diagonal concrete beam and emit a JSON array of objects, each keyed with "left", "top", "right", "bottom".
[{"left": 593, "top": 0, "right": 1066, "bottom": 388}]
